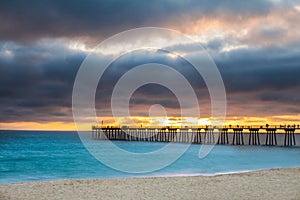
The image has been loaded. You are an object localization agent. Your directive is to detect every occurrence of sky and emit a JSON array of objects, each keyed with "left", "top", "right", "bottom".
[{"left": 0, "top": 0, "right": 300, "bottom": 130}]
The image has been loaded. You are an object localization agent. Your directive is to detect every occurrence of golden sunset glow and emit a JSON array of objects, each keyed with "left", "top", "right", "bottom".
[
  {"left": 1, "top": 114, "right": 300, "bottom": 131},
  {"left": 0, "top": 122, "right": 76, "bottom": 131}
]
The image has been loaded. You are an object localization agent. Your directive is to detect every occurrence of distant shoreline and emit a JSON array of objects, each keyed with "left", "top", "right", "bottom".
[{"left": 1, "top": 167, "right": 300, "bottom": 200}]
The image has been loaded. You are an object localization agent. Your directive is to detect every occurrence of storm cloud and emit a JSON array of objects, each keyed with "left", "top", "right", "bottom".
[
  {"left": 0, "top": 0, "right": 276, "bottom": 43},
  {"left": 0, "top": 0, "right": 300, "bottom": 126}
]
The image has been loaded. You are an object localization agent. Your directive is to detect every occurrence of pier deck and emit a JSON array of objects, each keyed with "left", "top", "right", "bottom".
[{"left": 92, "top": 126, "right": 299, "bottom": 146}]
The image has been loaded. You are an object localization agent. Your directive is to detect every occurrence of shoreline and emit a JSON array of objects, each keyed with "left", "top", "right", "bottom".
[
  {"left": 0, "top": 167, "right": 293, "bottom": 185},
  {"left": 1, "top": 167, "right": 300, "bottom": 200}
]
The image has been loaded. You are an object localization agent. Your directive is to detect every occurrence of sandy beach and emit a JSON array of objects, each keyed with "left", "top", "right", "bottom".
[{"left": 1, "top": 168, "right": 300, "bottom": 200}]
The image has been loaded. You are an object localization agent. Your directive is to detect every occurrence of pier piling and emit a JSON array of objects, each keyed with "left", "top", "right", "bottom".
[
  {"left": 204, "top": 128, "right": 215, "bottom": 144},
  {"left": 232, "top": 128, "right": 244, "bottom": 145},
  {"left": 248, "top": 128, "right": 260, "bottom": 145},
  {"left": 217, "top": 128, "right": 229, "bottom": 144},
  {"left": 265, "top": 128, "right": 277, "bottom": 146},
  {"left": 284, "top": 128, "right": 296, "bottom": 146}
]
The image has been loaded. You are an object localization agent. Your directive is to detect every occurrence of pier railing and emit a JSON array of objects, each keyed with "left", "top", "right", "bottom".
[{"left": 91, "top": 125, "right": 299, "bottom": 147}]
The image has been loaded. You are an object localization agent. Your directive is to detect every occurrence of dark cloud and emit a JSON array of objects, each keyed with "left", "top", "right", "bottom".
[
  {"left": 130, "top": 84, "right": 180, "bottom": 108},
  {"left": 1, "top": 24, "right": 300, "bottom": 124},
  {"left": 95, "top": 49, "right": 208, "bottom": 116},
  {"left": 1, "top": 0, "right": 300, "bottom": 128},
  {"left": 258, "top": 90, "right": 300, "bottom": 104},
  {"left": 0, "top": 0, "right": 276, "bottom": 43},
  {"left": 214, "top": 44, "right": 300, "bottom": 94},
  {"left": 0, "top": 42, "right": 85, "bottom": 122}
]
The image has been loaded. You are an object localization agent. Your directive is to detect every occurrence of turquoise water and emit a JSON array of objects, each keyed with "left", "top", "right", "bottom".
[{"left": 1, "top": 130, "right": 300, "bottom": 184}]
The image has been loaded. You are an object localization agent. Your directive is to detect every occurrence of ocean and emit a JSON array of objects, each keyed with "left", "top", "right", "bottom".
[{"left": 1, "top": 130, "right": 300, "bottom": 184}]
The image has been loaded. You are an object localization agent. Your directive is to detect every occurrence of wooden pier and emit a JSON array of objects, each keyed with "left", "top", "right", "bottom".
[
  {"left": 92, "top": 125, "right": 298, "bottom": 147},
  {"left": 249, "top": 128, "right": 260, "bottom": 145}
]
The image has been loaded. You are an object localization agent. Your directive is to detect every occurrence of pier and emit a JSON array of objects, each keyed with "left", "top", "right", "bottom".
[{"left": 92, "top": 125, "right": 299, "bottom": 147}]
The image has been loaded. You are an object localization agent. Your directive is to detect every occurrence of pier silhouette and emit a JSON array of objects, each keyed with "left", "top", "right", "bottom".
[{"left": 92, "top": 125, "right": 298, "bottom": 147}]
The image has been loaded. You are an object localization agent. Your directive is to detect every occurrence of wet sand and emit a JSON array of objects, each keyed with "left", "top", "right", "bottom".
[{"left": 1, "top": 168, "right": 300, "bottom": 200}]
